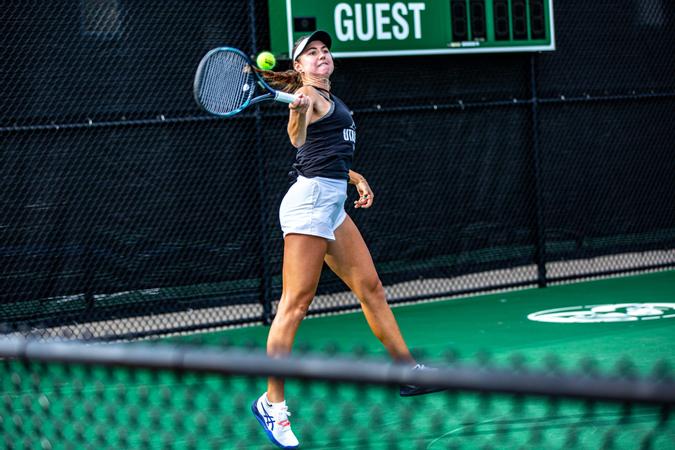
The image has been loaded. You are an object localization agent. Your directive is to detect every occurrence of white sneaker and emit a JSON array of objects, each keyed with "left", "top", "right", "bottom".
[{"left": 251, "top": 393, "right": 300, "bottom": 448}]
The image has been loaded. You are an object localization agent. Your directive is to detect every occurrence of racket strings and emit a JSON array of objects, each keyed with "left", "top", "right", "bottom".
[{"left": 198, "top": 51, "right": 255, "bottom": 114}]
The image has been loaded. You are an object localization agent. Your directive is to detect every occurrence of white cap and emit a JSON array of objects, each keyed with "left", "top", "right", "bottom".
[{"left": 292, "top": 30, "right": 332, "bottom": 61}]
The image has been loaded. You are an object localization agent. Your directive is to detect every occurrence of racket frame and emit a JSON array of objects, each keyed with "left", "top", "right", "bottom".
[{"left": 194, "top": 47, "right": 297, "bottom": 117}]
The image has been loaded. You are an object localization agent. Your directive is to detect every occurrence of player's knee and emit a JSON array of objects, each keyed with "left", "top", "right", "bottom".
[
  {"left": 278, "top": 293, "right": 313, "bottom": 322},
  {"left": 358, "top": 277, "right": 385, "bottom": 304},
  {"left": 285, "top": 305, "right": 309, "bottom": 325}
]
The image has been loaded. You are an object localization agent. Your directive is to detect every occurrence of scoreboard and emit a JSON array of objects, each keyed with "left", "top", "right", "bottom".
[{"left": 268, "top": 0, "right": 555, "bottom": 58}]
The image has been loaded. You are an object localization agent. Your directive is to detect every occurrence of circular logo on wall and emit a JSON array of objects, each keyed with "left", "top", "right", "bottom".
[{"left": 527, "top": 303, "right": 675, "bottom": 323}]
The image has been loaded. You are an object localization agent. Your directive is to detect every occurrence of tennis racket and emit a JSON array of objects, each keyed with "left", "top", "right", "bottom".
[{"left": 193, "top": 47, "right": 298, "bottom": 117}]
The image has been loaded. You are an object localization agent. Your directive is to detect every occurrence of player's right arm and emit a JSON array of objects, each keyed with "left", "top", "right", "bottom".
[{"left": 287, "top": 86, "right": 314, "bottom": 148}]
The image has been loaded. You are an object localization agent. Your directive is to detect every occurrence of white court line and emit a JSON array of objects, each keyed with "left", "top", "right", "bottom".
[{"left": 427, "top": 418, "right": 500, "bottom": 449}]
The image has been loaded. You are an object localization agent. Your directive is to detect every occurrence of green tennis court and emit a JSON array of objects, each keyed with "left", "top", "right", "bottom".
[
  {"left": 183, "top": 269, "right": 675, "bottom": 448},
  {"left": 181, "top": 270, "right": 675, "bottom": 373},
  {"left": 5, "top": 271, "right": 672, "bottom": 450}
]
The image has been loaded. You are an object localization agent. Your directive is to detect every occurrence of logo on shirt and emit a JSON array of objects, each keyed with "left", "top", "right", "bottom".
[{"left": 343, "top": 122, "right": 356, "bottom": 144}]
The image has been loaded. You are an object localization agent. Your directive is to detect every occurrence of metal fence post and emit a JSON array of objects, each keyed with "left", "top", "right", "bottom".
[
  {"left": 530, "top": 54, "right": 547, "bottom": 287},
  {"left": 248, "top": 0, "right": 274, "bottom": 324}
]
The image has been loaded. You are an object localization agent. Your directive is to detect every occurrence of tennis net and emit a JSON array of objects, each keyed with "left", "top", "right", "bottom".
[{"left": 0, "top": 337, "right": 673, "bottom": 449}]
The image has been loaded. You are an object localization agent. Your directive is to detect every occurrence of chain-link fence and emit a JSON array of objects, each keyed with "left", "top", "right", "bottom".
[{"left": 1, "top": 0, "right": 674, "bottom": 339}]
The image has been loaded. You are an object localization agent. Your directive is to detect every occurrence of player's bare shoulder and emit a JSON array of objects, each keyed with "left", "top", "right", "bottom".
[{"left": 300, "top": 86, "right": 331, "bottom": 123}]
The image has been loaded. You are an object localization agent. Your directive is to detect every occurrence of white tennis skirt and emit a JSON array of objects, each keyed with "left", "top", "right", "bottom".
[{"left": 279, "top": 175, "right": 348, "bottom": 241}]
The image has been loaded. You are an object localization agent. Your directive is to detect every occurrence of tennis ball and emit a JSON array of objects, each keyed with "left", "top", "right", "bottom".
[{"left": 256, "top": 51, "right": 276, "bottom": 70}]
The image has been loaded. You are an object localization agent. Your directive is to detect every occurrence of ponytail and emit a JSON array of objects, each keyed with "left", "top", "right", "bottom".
[{"left": 254, "top": 67, "right": 303, "bottom": 93}]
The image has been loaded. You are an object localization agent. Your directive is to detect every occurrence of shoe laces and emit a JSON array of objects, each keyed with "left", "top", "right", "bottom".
[{"left": 273, "top": 406, "right": 292, "bottom": 428}]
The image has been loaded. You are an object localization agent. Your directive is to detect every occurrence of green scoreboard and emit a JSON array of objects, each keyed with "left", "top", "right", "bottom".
[{"left": 268, "top": 0, "right": 555, "bottom": 58}]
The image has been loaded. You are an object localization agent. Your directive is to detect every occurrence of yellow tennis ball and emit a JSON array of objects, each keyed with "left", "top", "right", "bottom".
[{"left": 256, "top": 51, "right": 276, "bottom": 70}]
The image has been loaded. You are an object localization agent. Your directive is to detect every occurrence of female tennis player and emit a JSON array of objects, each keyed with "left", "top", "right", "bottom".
[{"left": 251, "top": 31, "right": 441, "bottom": 449}]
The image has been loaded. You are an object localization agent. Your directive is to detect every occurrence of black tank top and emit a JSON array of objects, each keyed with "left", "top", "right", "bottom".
[{"left": 292, "top": 87, "right": 356, "bottom": 181}]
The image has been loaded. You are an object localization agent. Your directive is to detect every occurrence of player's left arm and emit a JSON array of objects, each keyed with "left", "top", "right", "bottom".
[{"left": 349, "top": 170, "right": 374, "bottom": 209}]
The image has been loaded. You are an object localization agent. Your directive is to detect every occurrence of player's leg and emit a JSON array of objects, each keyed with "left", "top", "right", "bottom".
[
  {"left": 326, "top": 215, "right": 447, "bottom": 396},
  {"left": 253, "top": 233, "right": 327, "bottom": 449},
  {"left": 325, "top": 215, "right": 415, "bottom": 363},
  {"left": 267, "top": 233, "right": 328, "bottom": 400}
]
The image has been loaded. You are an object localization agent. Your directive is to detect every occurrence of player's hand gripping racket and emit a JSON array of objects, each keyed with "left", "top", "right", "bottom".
[{"left": 193, "top": 47, "right": 298, "bottom": 117}]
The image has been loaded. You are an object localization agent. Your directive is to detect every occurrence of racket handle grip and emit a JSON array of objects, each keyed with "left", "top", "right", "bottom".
[{"left": 275, "top": 91, "right": 298, "bottom": 104}]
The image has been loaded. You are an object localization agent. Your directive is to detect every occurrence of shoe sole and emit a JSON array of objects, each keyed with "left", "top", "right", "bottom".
[
  {"left": 251, "top": 399, "right": 299, "bottom": 449},
  {"left": 399, "top": 386, "right": 448, "bottom": 397}
]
